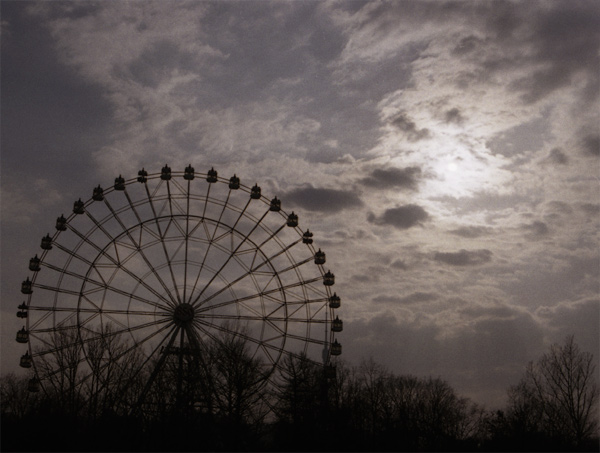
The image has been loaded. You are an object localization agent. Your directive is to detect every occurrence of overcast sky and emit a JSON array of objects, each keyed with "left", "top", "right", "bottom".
[{"left": 1, "top": 0, "right": 598, "bottom": 409}]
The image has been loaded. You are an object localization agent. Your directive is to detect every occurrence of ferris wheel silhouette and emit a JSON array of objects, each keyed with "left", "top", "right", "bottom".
[{"left": 16, "top": 165, "right": 343, "bottom": 411}]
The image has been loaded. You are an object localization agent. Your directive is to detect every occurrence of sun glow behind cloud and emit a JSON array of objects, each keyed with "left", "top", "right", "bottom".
[{"left": 376, "top": 94, "right": 515, "bottom": 201}]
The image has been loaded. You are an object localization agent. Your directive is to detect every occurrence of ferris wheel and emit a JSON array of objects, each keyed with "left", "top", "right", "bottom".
[{"left": 16, "top": 165, "right": 342, "bottom": 411}]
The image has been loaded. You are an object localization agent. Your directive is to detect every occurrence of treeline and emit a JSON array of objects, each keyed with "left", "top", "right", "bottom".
[{"left": 1, "top": 335, "right": 598, "bottom": 452}]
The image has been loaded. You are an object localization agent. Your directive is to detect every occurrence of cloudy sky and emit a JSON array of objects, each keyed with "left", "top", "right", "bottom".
[{"left": 1, "top": 0, "right": 598, "bottom": 408}]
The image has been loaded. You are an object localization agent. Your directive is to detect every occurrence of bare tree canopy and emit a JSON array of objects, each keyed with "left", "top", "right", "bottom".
[{"left": 509, "top": 335, "right": 599, "bottom": 447}]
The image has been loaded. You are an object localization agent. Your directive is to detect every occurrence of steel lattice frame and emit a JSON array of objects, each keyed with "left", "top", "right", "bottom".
[{"left": 17, "top": 166, "right": 342, "bottom": 412}]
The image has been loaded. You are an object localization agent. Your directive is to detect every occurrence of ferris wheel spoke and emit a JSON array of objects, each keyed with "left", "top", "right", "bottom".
[
  {"left": 73, "top": 320, "right": 178, "bottom": 394},
  {"left": 100, "top": 261, "right": 175, "bottom": 309},
  {"left": 190, "top": 208, "right": 273, "bottom": 307},
  {"left": 104, "top": 197, "right": 179, "bottom": 307},
  {"left": 228, "top": 195, "right": 253, "bottom": 232},
  {"left": 183, "top": 180, "right": 191, "bottom": 304},
  {"left": 187, "top": 324, "right": 281, "bottom": 380},
  {"left": 133, "top": 324, "right": 182, "bottom": 412},
  {"left": 256, "top": 222, "right": 287, "bottom": 250},
  {"left": 191, "top": 248, "right": 263, "bottom": 309},
  {"left": 87, "top": 241, "right": 175, "bottom": 309},
  {"left": 198, "top": 313, "right": 288, "bottom": 323},
  {"left": 93, "top": 320, "right": 177, "bottom": 380},
  {"left": 258, "top": 341, "right": 279, "bottom": 367},
  {"left": 31, "top": 333, "right": 82, "bottom": 361},
  {"left": 164, "top": 179, "right": 189, "bottom": 217},
  {"left": 166, "top": 180, "right": 174, "bottom": 217},
  {"left": 206, "top": 189, "right": 236, "bottom": 247},
  {"left": 196, "top": 275, "right": 323, "bottom": 316},
  {"left": 34, "top": 270, "right": 171, "bottom": 313},
  {"left": 38, "top": 356, "right": 90, "bottom": 384},
  {"left": 86, "top": 282, "right": 171, "bottom": 312},
  {"left": 211, "top": 189, "right": 232, "bottom": 239},
  {"left": 31, "top": 303, "right": 167, "bottom": 318},
  {"left": 195, "top": 291, "right": 327, "bottom": 333},
  {"left": 83, "top": 209, "right": 117, "bottom": 244},
  {"left": 34, "top": 283, "right": 82, "bottom": 297},
  {"left": 27, "top": 308, "right": 56, "bottom": 331},
  {"left": 185, "top": 184, "right": 234, "bottom": 301},
  {"left": 63, "top": 202, "right": 178, "bottom": 309},
  {"left": 142, "top": 183, "right": 184, "bottom": 305},
  {"left": 192, "top": 318, "right": 320, "bottom": 368},
  {"left": 185, "top": 216, "right": 206, "bottom": 239},
  {"left": 66, "top": 319, "right": 177, "bottom": 390},
  {"left": 52, "top": 242, "right": 94, "bottom": 268},
  {"left": 113, "top": 317, "right": 173, "bottom": 340},
  {"left": 193, "top": 317, "right": 282, "bottom": 354},
  {"left": 28, "top": 324, "right": 77, "bottom": 350},
  {"left": 190, "top": 320, "right": 221, "bottom": 348},
  {"left": 181, "top": 325, "right": 212, "bottom": 368},
  {"left": 275, "top": 255, "right": 314, "bottom": 275},
  {"left": 147, "top": 176, "right": 164, "bottom": 199},
  {"left": 62, "top": 209, "right": 113, "bottom": 255},
  {"left": 187, "top": 187, "right": 240, "bottom": 303},
  {"left": 168, "top": 236, "right": 187, "bottom": 262},
  {"left": 121, "top": 187, "right": 145, "bottom": 228},
  {"left": 197, "top": 300, "right": 287, "bottom": 340},
  {"left": 39, "top": 260, "right": 103, "bottom": 288},
  {"left": 196, "top": 237, "right": 303, "bottom": 309},
  {"left": 122, "top": 322, "right": 180, "bottom": 389},
  {"left": 40, "top": 261, "right": 168, "bottom": 311},
  {"left": 202, "top": 177, "right": 213, "bottom": 219},
  {"left": 194, "top": 312, "right": 304, "bottom": 345},
  {"left": 27, "top": 312, "right": 161, "bottom": 345}
]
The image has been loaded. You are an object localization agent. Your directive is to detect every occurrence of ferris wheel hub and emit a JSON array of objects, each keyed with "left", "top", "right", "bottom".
[{"left": 173, "top": 303, "right": 195, "bottom": 326}]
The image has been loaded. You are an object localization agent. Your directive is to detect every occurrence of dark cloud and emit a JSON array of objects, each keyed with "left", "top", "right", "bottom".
[
  {"left": 451, "top": 35, "right": 483, "bottom": 55},
  {"left": 434, "top": 249, "right": 492, "bottom": 266},
  {"left": 447, "top": 225, "right": 493, "bottom": 238},
  {"left": 485, "top": 0, "right": 521, "bottom": 40},
  {"left": 511, "top": 65, "right": 571, "bottom": 105},
  {"left": 1, "top": 3, "right": 113, "bottom": 189},
  {"left": 544, "top": 201, "right": 573, "bottom": 217},
  {"left": 283, "top": 186, "right": 363, "bottom": 213},
  {"left": 391, "top": 259, "right": 407, "bottom": 270},
  {"left": 359, "top": 166, "right": 421, "bottom": 190},
  {"left": 351, "top": 273, "right": 379, "bottom": 284},
  {"left": 373, "top": 291, "right": 438, "bottom": 304},
  {"left": 511, "top": 2, "right": 600, "bottom": 104},
  {"left": 444, "top": 107, "right": 465, "bottom": 124},
  {"left": 452, "top": 2, "right": 600, "bottom": 105},
  {"left": 367, "top": 204, "right": 429, "bottom": 229},
  {"left": 580, "top": 203, "right": 600, "bottom": 216},
  {"left": 390, "top": 112, "right": 431, "bottom": 142},
  {"left": 581, "top": 133, "right": 600, "bottom": 156},
  {"left": 486, "top": 116, "right": 550, "bottom": 157},
  {"left": 521, "top": 220, "right": 549, "bottom": 237},
  {"left": 544, "top": 147, "right": 569, "bottom": 165}
]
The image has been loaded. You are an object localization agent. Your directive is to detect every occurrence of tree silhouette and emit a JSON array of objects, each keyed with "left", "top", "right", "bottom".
[
  {"left": 508, "top": 335, "right": 599, "bottom": 448},
  {"left": 207, "top": 327, "right": 269, "bottom": 426},
  {"left": 7, "top": 332, "right": 597, "bottom": 451}
]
